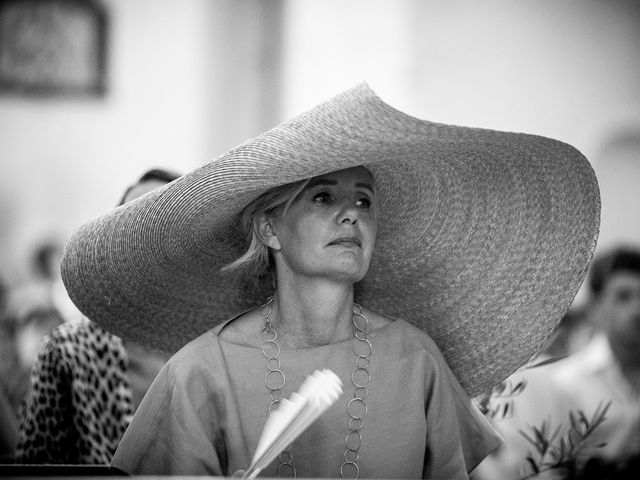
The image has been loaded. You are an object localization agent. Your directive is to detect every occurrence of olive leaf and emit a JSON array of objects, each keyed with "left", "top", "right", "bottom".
[{"left": 518, "top": 401, "right": 611, "bottom": 479}]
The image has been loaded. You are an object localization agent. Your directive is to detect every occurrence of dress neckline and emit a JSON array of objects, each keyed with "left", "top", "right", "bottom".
[{"left": 212, "top": 309, "right": 402, "bottom": 351}]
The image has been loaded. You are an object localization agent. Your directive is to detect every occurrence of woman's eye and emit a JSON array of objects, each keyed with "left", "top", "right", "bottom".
[
  {"left": 356, "top": 197, "right": 372, "bottom": 209},
  {"left": 313, "top": 192, "right": 332, "bottom": 204}
]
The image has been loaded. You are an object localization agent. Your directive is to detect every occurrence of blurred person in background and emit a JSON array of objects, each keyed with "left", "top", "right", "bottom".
[
  {"left": 555, "top": 246, "right": 640, "bottom": 465},
  {"left": 533, "top": 308, "right": 590, "bottom": 363},
  {"left": 0, "top": 244, "right": 66, "bottom": 443},
  {"left": 0, "top": 273, "right": 19, "bottom": 463},
  {"left": 9, "top": 238, "right": 76, "bottom": 327},
  {"left": 0, "top": 388, "right": 17, "bottom": 463},
  {"left": 472, "top": 245, "right": 640, "bottom": 480},
  {"left": 14, "top": 168, "right": 181, "bottom": 465}
]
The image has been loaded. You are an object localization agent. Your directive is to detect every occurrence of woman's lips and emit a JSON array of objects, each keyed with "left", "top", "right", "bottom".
[{"left": 328, "top": 236, "right": 362, "bottom": 247}]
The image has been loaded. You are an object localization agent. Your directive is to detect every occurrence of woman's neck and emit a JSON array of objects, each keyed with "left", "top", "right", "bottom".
[{"left": 270, "top": 276, "right": 355, "bottom": 349}]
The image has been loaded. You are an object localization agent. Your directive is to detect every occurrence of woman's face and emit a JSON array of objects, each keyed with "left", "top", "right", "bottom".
[
  {"left": 596, "top": 271, "right": 640, "bottom": 352},
  {"left": 268, "top": 166, "right": 377, "bottom": 284}
]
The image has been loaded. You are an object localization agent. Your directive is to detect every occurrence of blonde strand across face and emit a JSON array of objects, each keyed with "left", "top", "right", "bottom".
[{"left": 221, "top": 178, "right": 311, "bottom": 280}]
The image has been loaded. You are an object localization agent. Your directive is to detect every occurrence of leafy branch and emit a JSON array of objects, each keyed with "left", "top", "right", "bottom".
[
  {"left": 476, "top": 378, "right": 527, "bottom": 421},
  {"left": 519, "top": 401, "right": 611, "bottom": 479}
]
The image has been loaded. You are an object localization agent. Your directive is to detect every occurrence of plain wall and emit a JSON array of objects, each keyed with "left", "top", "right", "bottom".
[
  {"left": 1, "top": 0, "right": 639, "bottom": 293},
  {"left": 0, "top": 0, "right": 283, "bottom": 283}
]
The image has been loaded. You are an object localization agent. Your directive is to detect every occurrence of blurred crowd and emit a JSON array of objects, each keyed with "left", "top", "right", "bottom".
[
  {"left": 0, "top": 239, "right": 67, "bottom": 462},
  {"left": 0, "top": 169, "right": 178, "bottom": 466},
  {"left": 472, "top": 246, "right": 640, "bottom": 479}
]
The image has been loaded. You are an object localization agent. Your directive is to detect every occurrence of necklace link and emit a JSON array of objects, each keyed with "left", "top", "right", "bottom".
[{"left": 261, "top": 299, "right": 371, "bottom": 479}]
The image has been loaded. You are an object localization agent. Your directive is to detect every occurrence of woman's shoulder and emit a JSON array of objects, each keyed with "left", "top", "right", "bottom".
[
  {"left": 366, "top": 309, "right": 433, "bottom": 341},
  {"left": 362, "top": 307, "right": 394, "bottom": 330},
  {"left": 162, "top": 316, "right": 255, "bottom": 378},
  {"left": 214, "top": 308, "right": 263, "bottom": 347},
  {"left": 366, "top": 311, "right": 445, "bottom": 358},
  {"left": 148, "top": 331, "right": 223, "bottom": 395},
  {"left": 169, "top": 328, "right": 220, "bottom": 364}
]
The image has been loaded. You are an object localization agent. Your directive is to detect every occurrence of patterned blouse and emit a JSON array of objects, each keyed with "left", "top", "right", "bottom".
[{"left": 16, "top": 317, "right": 166, "bottom": 464}]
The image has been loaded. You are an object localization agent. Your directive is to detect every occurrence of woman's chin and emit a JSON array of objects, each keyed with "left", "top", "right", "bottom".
[{"left": 327, "top": 264, "right": 370, "bottom": 284}]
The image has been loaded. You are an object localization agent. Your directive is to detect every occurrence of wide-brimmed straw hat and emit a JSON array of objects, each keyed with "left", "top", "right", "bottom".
[{"left": 61, "top": 83, "right": 599, "bottom": 396}]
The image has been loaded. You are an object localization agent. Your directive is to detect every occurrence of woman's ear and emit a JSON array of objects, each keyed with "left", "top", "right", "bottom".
[{"left": 255, "top": 214, "right": 281, "bottom": 251}]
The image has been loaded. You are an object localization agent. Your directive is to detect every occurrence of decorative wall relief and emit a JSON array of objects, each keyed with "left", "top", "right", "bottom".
[{"left": 0, "top": 0, "right": 107, "bottom": 96}]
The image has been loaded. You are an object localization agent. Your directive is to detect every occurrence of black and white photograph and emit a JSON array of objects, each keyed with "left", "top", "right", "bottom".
[{"left": 1, "top": 1, "right": 639, "bottom": 479}]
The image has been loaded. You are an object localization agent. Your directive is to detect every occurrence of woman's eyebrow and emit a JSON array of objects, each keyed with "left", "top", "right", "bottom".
[{"left": 306, "top": 179, "right": 374, "bottom": 194}]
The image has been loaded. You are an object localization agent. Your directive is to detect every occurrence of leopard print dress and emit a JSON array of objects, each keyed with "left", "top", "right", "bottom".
[{"left": 15, "top": 318, "right": 134, "bottom": 464}]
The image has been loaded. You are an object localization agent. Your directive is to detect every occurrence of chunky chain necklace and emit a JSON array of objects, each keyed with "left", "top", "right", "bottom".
[{"left": 261, "top": 297, "right": 372, "bottom": 479}]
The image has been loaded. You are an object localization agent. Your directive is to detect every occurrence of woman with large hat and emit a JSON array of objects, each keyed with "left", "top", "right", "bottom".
[{"left": 61, "top": 84, "right": 600, "bottom": 479}]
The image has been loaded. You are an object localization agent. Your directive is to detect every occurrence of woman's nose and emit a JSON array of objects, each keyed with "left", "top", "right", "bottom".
[{"left": 336, "top": 201, "right": 358, "bottom": 225}]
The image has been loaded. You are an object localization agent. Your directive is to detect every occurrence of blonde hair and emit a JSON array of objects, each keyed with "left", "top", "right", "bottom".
[{"left": 222, "top": 179, "right": 311, "bottom": 280}]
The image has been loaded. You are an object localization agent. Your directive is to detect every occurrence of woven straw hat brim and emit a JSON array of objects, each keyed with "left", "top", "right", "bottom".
[{"left": 61, "top": 83, "right": 600, "bottom": 397}]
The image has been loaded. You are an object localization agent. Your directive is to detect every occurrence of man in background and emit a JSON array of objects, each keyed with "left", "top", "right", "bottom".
[{"left": 473, "top": 246, "right": 640, "bottom": 479}]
